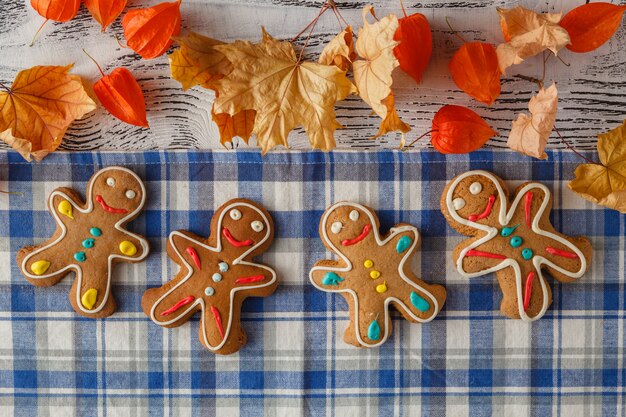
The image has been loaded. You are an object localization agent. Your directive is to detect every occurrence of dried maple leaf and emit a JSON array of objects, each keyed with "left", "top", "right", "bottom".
[
  {"left": 560, "top": 3, "right": 626, "bottom": 53},
  {"left": 496, "top": 6, "right": 570, "bottom": 74},
  {"left": 212, "top": 28, "right": 355, "bottom": 153},
  {"left": 507, "top": 83, "right": 558, "bottom": 160},
  {"left": 319, "top": 26, "right": 356, "bottom": 71},
  {"left": 431, "top": 105, "right": 497, "bottom": 154},
  {"left": 169, "top": 32, "right": 232, "bottom": 91},
  {"left": 353, "top": 5, "right": 410, "bottom": 138},
  {"left": 212, "top": 109, "right": 255, "bottom": 146},
  {"left": 393, "top": 12, "right": 432, "bottom": 84},
  {"left": 449, "top": 42, "right": 501, "bottom": 106},
  {"left": 84, "top": 0, "right": 127, "bottom": 31},
  {"left": 122, "top": 0, "right": 181, "bottom": 59},
  {"left": 568, "top": 120, "right": 626, "bottom": 213},
  {"left": 0, "top": 65, "right": 96, "bottom": 161},
  {"left": 31, "top": 0, "right": 80, "bottom": 22}
]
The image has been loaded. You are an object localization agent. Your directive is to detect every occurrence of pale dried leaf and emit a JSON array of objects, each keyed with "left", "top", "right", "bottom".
[{"left": 319, "top": 26, "right": 356, "bottom": 71}]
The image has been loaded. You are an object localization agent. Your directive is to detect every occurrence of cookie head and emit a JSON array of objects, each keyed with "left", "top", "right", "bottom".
[
  {"left": 446, "top": 172, "right": 504, "bottom": 224},
  {"left": 322, "top": 203, "right": 375, "bottom": 249},
  {"left": 90, "top": 167, "right": 145, "bottom": 216},
  {"left": 219, "top": 201, "right": 273, "bottom": 254}
]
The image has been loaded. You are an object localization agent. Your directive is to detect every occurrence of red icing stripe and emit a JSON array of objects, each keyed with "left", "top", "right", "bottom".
[
  {"left": 341, "top": 224, "right": 372, "bottom": 246},
  {"left": 185, "top": 247, "right": 201, "bottom": 269},
  {"left": 466, "top": 249, "right": 507, "bottom": 260},
  {"left": 211, "top": 306, "right": 225, "bottom": 339},
  {"left": 222, "top": 228, "right": 254, "bottom": 247},
  {"left": 235, "top": 275, "right": 265, "bottom": 284},
  {"left": 525, "top": 191, "right": 533, "bottom": 228},
  {"left": 523, "top": 271, "right": 536, "bottom": 311},
  {"left": 95, "top": 195, "right": 128, "bottom": 214},
  {"left": 161, "top": 295, "right": 195, "bottom": 316},
  {"left": 468, "top": 195, "right": 496, "bottom": 222},
  {"left": 546, "top": 247, "right": 579, "bottom": 259}
]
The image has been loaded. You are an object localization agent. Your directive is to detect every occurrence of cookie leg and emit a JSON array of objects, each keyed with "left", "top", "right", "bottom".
[
  {"left": 17, "top": 245, "right": 71, "bottom": 287},
  {"left": 343, "top": 294, "right": 389, "bottom": 348},
  {"left": 496, "top": 265, "right": 551, "bottom": 321},
  {"left": 199, "top": 301, "right": 234, "bottom": 352},
  {"left": 68, "top": 262, "right": 117, "bottom": 318}
]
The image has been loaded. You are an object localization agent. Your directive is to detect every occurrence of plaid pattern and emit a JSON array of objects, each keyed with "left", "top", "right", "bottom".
[{"left": 0, "top": 149, "right": 623, "bottom": 417}]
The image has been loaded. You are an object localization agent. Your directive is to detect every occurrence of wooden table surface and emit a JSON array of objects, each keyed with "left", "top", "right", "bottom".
[{"left": 1, "top": 0, "right": 625, "bottom": 153}]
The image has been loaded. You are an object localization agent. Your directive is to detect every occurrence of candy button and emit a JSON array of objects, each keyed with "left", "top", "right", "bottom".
[
  {"left": 81, "top": 288, "right": 98, "bottom": 310},
  {"left": 74, "top": 252, "right": 86, "bottom": 262},
  {"left": 218, "top": 262, "right": 229, "bottom": 273},
  {"left": 119, "top": 241, "right": 137, "bottom": 256},
  {"left": 369, "top": 270, "right": 380, "bottom": 279},
  {"left": 204, "top": 287, "right": 215, "bottom": 296},
  {"left": 90, "top": 227, "right": 102, "bottom": 237},
  {"left": 410, "top": 291, "right": 430, "bottom": 312},
  {"left": 501, "top": 225, "right": 519, "bottom": 237},
  {"left": 30, "top": 260, "right": 50, "bottom": 275},
  {"left": 363, "top": 259, "right": 374, "bottom": 268},
  {"left": 82, "top": 238, "right": 95, "bottom": 249},
  {"left": 375, "top": 282, "right": 387, "bottom": 293},
  {"left": 396, "top": 236, "right": 412, "bottom": 253},
  {"left": 368, "top": 319, "right": 381, "bottom": 341},
  {"left": 212, "top": 273, "right": 222, "bottom": 283},
  {"left": 58, "top": 200, "right": 74, "bottom": 219},
  {"left": 522, "top": 248, "right": 534, "bottom": 260},
  {"left": 510, "top": 236, "right": 523, "bottom": 248},
  {"left": 322, "top": 272, "right": 344, "bottom": 286}
]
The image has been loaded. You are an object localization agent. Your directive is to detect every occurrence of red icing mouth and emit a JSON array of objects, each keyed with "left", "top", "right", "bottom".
[
  {"left": 341, "top": 224, "right": 372, "bottom": 246},
  {"left": 222, "top": 227, "right": 254, "bottom": 247},
  {"left": 468, "top": 194, "right": 496, "bottom": 222},
  {"left": 96, "top": 195, "right": 128, "bottom": 214}
]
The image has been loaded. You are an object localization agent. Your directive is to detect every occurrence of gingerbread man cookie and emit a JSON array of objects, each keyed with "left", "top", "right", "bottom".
[
  {"left": 309, "top": 202, "right": 446, "bottom": 348},
  {"left": 17, "top": 166, "right": 149, "bottom": 318},
  {"left": 142, "top": 198, "right": 277, "bottom": 355},
  {"left": 441, "top": 170, "right": 592, "bottom": 321}
]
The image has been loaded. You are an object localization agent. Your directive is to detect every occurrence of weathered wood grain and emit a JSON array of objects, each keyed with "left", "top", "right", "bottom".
[{"left": 0, "top": 0, "right": 624, "bottom": 153}]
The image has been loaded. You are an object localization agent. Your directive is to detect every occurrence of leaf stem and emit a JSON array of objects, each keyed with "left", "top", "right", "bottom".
[
  {"left": 0, "top": 81, "right": 10, "bottom": 92},
  {"left": 555, "top": 54, "right": 570, "bottom": 67},
  {"left": 445, "top": 17, "right": 467, "bottom": 43},
  {"left": 553, "top": 126, "right": 601, "bottom": 165},
  {"left": 295, "top": 2, "right": 329, "bottom": 63},
  {"left": 29, "top": 19, "right": 49, "bottom": 47},
  {"left": 400, "top": 0, "right": 407, "bottom": 18},
  {"left": 291, "top": 2, "right": 329, "bottom": 43},
  {"left": 514, "top": 74, "right": 543, "bottom": 90},
  {"left": 82, "top": 49, "right": 106, "bottom": 77},
  {"left": 403, "top": 130, "right": 432, "bottom": 150}
]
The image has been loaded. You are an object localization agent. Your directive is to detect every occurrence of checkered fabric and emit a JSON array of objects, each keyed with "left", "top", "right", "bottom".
[{"left": 0, "top": 149, "right": 624, "bottom": 417}]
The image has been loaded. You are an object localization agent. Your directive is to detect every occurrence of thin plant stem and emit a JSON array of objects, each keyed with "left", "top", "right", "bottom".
[
  {"left": 555, "top": 54, "right": 570, "bottom": 67},
  {"left": 114, "top": 35, "right": 130, "bottom": 49},
  {"left": 445, "top": 17, "right": 467, "bottom": 43},
  {"left": 400, "top": 0, "right": 407, "bottom": 17},
  {"left": 29, "top": 19, "right": 49, "bottom": 47},
  {"left": 0, "top": 81, "right": 10, "bottom": 92},
  {"left": 553, "top": 126, "right": 600, "bottom": 165},
  {"left": 541, "top": 51, "right": 547, "bottom": 82},
  {"left": 291, "top": 3, "right": 329, "bottom": 43},
  {"left": 82, "top": 49, "right": 106, "bottom": 77},
  {"left": 514, "top": 74, "right": 543, "bottom": 90},
  {"left": 296, "top": 2, "right": 329, "bottom": 63},
  {"left": 403, "top": 130, "right": 433, "bottom": 150}
]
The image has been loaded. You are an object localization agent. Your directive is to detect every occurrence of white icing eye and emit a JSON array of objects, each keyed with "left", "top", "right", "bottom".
[
  {"left": 331, "top": 221, "right": 342, "bottom": 234},
  {"left": 470, "top": 182, "right": 482, "bottom": 195},
  {"left": 106, "top": 177, "right": 116, "bottom": 187},
  {"left": 251, "top": 220, "right": 264, "bottom": 232},
  {"left": 125, "top": 190, "right": 136, "bottom": 199},
  {"left": 452, "top": 197, "right": 466, "bottom": 211},
  {"left": 229, "top": 209, "right": 242, "bottom": 220},
  {"left": 349, "top": 210, "right": 360, "bottom": 221}
]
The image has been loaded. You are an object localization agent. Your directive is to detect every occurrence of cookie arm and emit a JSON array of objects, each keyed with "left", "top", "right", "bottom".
[
  {"left": 114, "top": 230, "right": 149, "bottom": 262},
  {"left": 310, "top": 260, "right": 351, "bottom": 292},
  {"left": 386, "top": 226, "right": 420, "bottom": 259}
]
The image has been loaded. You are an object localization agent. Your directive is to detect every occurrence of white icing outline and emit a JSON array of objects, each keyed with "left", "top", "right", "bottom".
[
  {"left": 309, "top": 202, "right": 441, "bottom": 348},
  {"left": 149, "top": 201, "right": 276, "bottom": 352},
  {"left": 445, "top": 170, "right": 587, "bottom": 322},
  {"left": 21, "top": 166, "right": 149, "bottom": 315}
]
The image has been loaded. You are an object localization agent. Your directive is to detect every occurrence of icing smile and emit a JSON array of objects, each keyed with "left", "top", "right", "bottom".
[
  {"left": 341, "top": 224, "right": 372, "bottom": 246},
  {"left": 468, "top": 194, "right": 496, "bottom": 222},
  {"left": 222, "top": 227, "right": 254, "bottom": 247},
  {"left": 95, "top": 195, "right": 128, "bottom": 214}
]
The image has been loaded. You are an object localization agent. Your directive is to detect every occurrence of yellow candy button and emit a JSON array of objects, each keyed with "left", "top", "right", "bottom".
[
  {"left": 119, "top": 240, "right": 137, "bottom": 256},
  {"left": 81, "top": 288, "right": 98, "bottom": 310},
  {"left": 369, "top": 270, "right": 380, "bottom": 279},
  {"left": 376, "top": 282, "right": 387, "bottom": 293},
  {"left": 57, "top": 200, "right": 74, "bottom": 219},
  {"left": 31, "top": 260, "right": 51, "bottom": 276},
  {"left": 364, "top": 259, "right": 373, "bottom": 268}
]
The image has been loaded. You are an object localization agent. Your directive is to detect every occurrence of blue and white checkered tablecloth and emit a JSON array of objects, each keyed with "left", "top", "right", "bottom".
[{"left": 0, "top": 149, "right": 624, "bottom": 417}]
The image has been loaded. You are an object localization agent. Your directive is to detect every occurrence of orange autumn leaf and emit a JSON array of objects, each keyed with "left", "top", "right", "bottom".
[
  {"left": 449, "top": 42, "right": 501, "bottom": 106},
  {"left": 212, "top": 109, "right": 256, "bottom": 145},
  {"left": 85, "top": 0, "right": 128, "bottom": 31},
  {"left": 431, "top": 105, "right": 497, "bottom": 154},
  {"left": 122, "top": 0, "right": 181, "bottom": 59},
  {"left": 30, "top": 0, "right": 80, "bottom": 22},
  {"left": 560, "top": 3, "right": 626, "bottom": 53},
  {"left": 319, "top": 26, "right": 356, "bottom": 72},
  {"left": 93, "top": 67, "right": 149, "bottom": 127},
  {"left": 393, "top": 12, "right": 432, "bottom": 84},
  {"left": 0, "top": 65, "right": 96, "bottom": 161},
  {"left": 353, "top": 5, "right": 410, "bottom": 138},
  {"left": 507, "top": 83, "right": 558, "bottom": 160}
]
